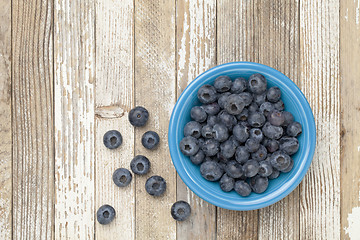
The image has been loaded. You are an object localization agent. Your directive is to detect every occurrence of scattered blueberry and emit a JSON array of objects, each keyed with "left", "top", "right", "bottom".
[
  {"left": 184, "top": 121, "right": 202, "bottom": 138},
  {"left": 267, "top": 110, "right": 285, "bottom": 126},
  {"left": 233, "top": 124, "right": 250, "bottom": 143},
  {"left": 268, "top": 168, "right": 280, "bottom": 180},
  {"left": 235, "top": 146, "right": 250, "bottom": 164},
  {"left": 225, "top": 160, "right": 244, "bottom": 178},
  {"left": 281, "top": 158, "right": 294, "bottom": 173},
  {"left": 180, "top": 136, "right": 199, "bottom": 156},
  {"left": 190, "top": 150, "right": 205, "bottom": 165},
  {"left": 103, "top": 130, "right": 123, "bottom": 149},
  {"left": 113, "top": 168, "right": 132, "bottom": 187},
  {"left": 217, "top": 110, "right": 237, "bottom": 130},
  {"left": 217, "top": 92, "right": 231, "bottom": 109},
  {"left": 262, "top": 122, "right": 283, "bottom": 140},
  {"left": 234, "top": 180, "right": 252, "bottom": 197},
  {"left": 270, "top": 151, "right": 291, "bottom": 171},
  {"left": 286, "top": 121, "right": 302, "bottom": 137},
  {"left": 248, "top": 73, "right": 267, "bottom": 94},
  {"left": 279, "top": 136, "right": 299, "bottom": 155},
  {"left": 220, "top": 139, "right": 237, "bottom": 159},
  {"left": 128, "top": 106, "right": 149, "bottom": 127},
  {"left": 201, "top": 124, "right": 214, "bottom": 139},
  {"left": 251, "top": 145, "right": 267, "bottom": 161},
  {"left": 213, "top": 123, "right": 229, "bottom": 142},
  {"left": 197, "top": 84, "right": 217, "bottom": 104},
  {"left": 258, "top": 161, "right": 273, "bottom": 177},
  {"left": 243, "top": 160, "right": 260, "bottom": 177},
  {"left": 236, "top": 108, "right": 249, "bottom": 121},
  {"left": 191, "top": 106, "right": 207, "bottom": 123},
  {"left": 273, "top": 99, "right": 285, "bottom": 111},
  {"left": 253, "top": 92, "right": 267, "bottom": 105},
  {"left": 224, "top": 94, "right": 245, "bottom": 115},
  {"left": 267, "top": 87, "right": 281, "bottom": 103},
  {"left": 245, "top": 138, "right": 260, "bottom": 153},
  {"left": 263, "top": 138, "right": 279, "bottom": 153},
  {"left": 248, "top": 102, "right": 259, "bottom": 112},
  {"left": 201, "top": 139, "right": 219, "bottom": 157},
  {"left": 203, "top": 102, "right": 221, "bottom": 115},
  {"left": 214, "top": 76, "right": 232, "bottom": 93},
  {"left": 239, "top": 92, "right": 254, "bottom": 106},
  {"left": 145, "top": 175, "right": 166, "bottom": 196},
  {"left": 200, "top": 161, "right": 224, "bottom": 181},
  {"left": 206, "top": 115, "right": 218, "bottom": 126},
  {"left": 282, "top": 111, "right": 294, "bottom": 127},
  {"left": 259, "top": 102, "right": 275, "bottom": 117},
  {"left": 219, "top": 174, "right": 235, "bottom": 192},
  {"left": 142, "top": 131, "right": 160, "bottom": 150},
  {"left": 250, "top": 175, "right": 269, "bottom": 193},
  {"left": 248, "top": 111, "right": 266, "bottom": 128},
  {"left": 231, "top": 77, "right": 247, "bottom": 93},
  {"left": 130, "top": 155, "right": 150, "bottom": 175},
  {"left": 97, "top": 205, "right": 116, "bottom": 225},
  {"left": 249, "top": 128, "right": 264, "bottom": 143},
  {"left": 171, "top": 201, "right": 191, "bottom": 221}
]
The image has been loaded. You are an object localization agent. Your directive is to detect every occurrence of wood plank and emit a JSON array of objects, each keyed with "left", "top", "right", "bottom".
[
  {"left": 0, "top": 0, "right": 11, "bottom": 238},
  {"left": 340, "top": 1, "right": 360, "bottom": 239},
  {"left": 54, "top": 0, "right": 95, "bottom": 239},
  {"left": 216, "top": 1, "right": 258, "bottom": 239},
  {"left": 257, "top": 1, "right": 300, "bottom": 240},
  {"left": 299, "top": 0, "right": 340, "bottom": 239},
  {"left": 134, "top": 0, "right": 176, "bottom": 239},
  {"left": 95, "top": 0, "right": 135, "bottom": 239},
  {"left": 12, "top": 0, "right": 54, "bottom": 239},
  {"left": 176, "top": 0, "right": 217, "bottom": 239}
]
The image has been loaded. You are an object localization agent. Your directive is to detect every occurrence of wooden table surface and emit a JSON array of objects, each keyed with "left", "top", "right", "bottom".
[{"left": 1, "top": 0, "right": 359, "bottom": 239}]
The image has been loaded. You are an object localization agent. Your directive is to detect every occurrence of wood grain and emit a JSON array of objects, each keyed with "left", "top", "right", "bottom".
[
  {"left": 54, "top": 0, "right": 95, "bottom": 239},
  {"left": 340, "top": 1, "right": 360, "bottom": 239},
  {"left": 95, "top": 0, "right": 135, "bottom": 239},
  {"left": 299, "top": 0, "right": 340, "bottom": 239},
  {"left": 12, "top": 0, "right": 54, "bottom": 239},
  {"left": 256, "top": 1, "right": 300, "bottom": 240},
  {"left": 0, "top": 0, "right": 11, "bottom": 238},
  {"left": 176, "top": 0, "right": 217, "bottom": 239},
  {"left": 216, "top": 1, "right": 258, "bottom": 239},
  {"left": 134, "top": 0, "right": 177, "bottom": 239}
]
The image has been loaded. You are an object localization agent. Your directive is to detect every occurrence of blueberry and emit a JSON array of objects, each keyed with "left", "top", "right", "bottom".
[
  {"left": 219, "top": 174, "right": 235, "bottom": 192},
  {"left": 217, "top": 92, "right": 231, "bottom": 109},
  {"left": 273, "top": 100, "right": 285, "bottom": 111},
  {"left": 279, "top": 136, "right": 299, "bottom": 155},
  {"left": 259, "top": 102, "right": 275, "bottom": 117},
  {"left": 206, "top": 115, "right": 218, "bottom": 126},
  {"left": 286, "top": 121, "right": 302, "bottom": 137},
  {"left": 142, "top": 131, "right": 160, "bottom": 149},
  {"left": 249, "top": 128, "right": 264, "bottom": 143},
  {"left": 281, "top": 158, "right": 294, "bottom": 173},
  {"left": 190, "top": 150, "right": 205, "bottom": 165},
  {"left": 236, "top": 108, "right": 249, "bottom": 121},
  {"left": 224, "top": 94, "right": 245, "bottom": 115},
  {"left": 282, "top": 111, "right": 294, "bottom": 127},
  {"left": 232, "top": 124, "right": 249, "bottom": 143},
  {"left": 245, "top": 138, "right": 260, "bottom": 153},
  {"left": 217, "top": 110, "right": 237, "bottom": 130},
  {"left": 231, "top": 77, "right": 247, "bottom": 93},
  {"left": 113, "top": 168, "right": 132, "bottom": 187},
  {"left": 97, "top": 205, "right": 116, "bottom": 225},
  {"left": 212, "top": 123, "right": 229, "bottom": 142},
  {"left": 220, "top": 139, "right": 237, "bottom": 159},
  {"left": 258, "top": 161, "right": 273, "bottom": 177},
  {"left": 190, "top": 106, "right": 207, "bottom": 123},
  {"left": 267, "top": 86, "right": 281, "bottom": 103},
  {"left": 262, "top": 122, "right": 283, "bottom": 140},
  {"left": 228, "top": 135, "right": 240, "bottom": 147},
  {"left": 242, "top": 160, "right": 260, "bottom": 177},
  {"left": 201, "top": 124, "right": 214, "bottom": 139},
  {"left": 103, "top": 130, "right": 123, "bottom": 149},
  {"left": 128, "top": 106, "right": 149, "bottom": 127},
  {"left": 197, "top": 84, "right": 217, "bottom": 104},
  {"left": 235, "top": 146, "right": 250, "bottom": 164},
  {"left": 198, "top": 137, "right": 205, "bottom": 148},
  {"left": 204, "top": 156, "right": 217, "bottom": 162},
  {"left": 268, "top": 169, "right": 280, "bottom": 179},
  {"left": 217, "top": 152, "right": 229, "bottom": 163},
  {"left": 180, "top": 136, "right": 199, "bottom": 156},
  {"left": 203, "top": 102, "right": 221, "bottom": 115},
  {"left": 263, "top": 138, "right": 279, "bottom": 153},
  {"left": 253, "top": 92, "right": 267, "bottom": 105},
  {"left": 218, "top": 161, "right": 227, "bottom": 171},
  {"left": 248, "top": 111, "right": 266, "bottom": 128},
  {"left": 267, "top": 110, "right": 285, "bottom": 126},
  {"left": 234, "top": 180, "right": 252, "bottom": 197},
  {"left": 248, "top": 102, "right": 259, "bottom": 112},
  {"left": 225, "top": 160, "right": 244, "bottom": 178},
  {"left": 145, "top": 175, "right": 166, "bottom": 196},
  {"left": 248, "top": 73, "right": 267, "bottom": 94},
  {"left": 171, "top": 201, "right": 191, "bottom": 221},
  {"left": 270, "top": 151, "right": 291, "bottom": 171},
  {"left": 251, "top": 145, "right": 267, "bottom": 161},
  {"left": 249, "top": 175, "right": 269, "bottom": 194},
  {"left": 200, "top": 161, "right": 224, "bottom": 181},
  {"left": 201, "top": 139, "right": 219, "bottom": 157},
  {"left": 238, "top": 92, "right": 253, "bottom": 106},
  {"left": 130, "top": 155, "right": 151, "bottom": 175},
  {"left": 214, "top": 76, "right": 232, "bottom": 93},
  {"left": 184, "top": 121, "right": 202, "bottom": 138}
]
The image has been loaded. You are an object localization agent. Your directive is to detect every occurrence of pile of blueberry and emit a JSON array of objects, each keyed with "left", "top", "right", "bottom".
[
  {"left": 97, "top": 106, "right": 191, "bottom": 225},
  {"left": 179, "top": 74, "right": 302, "bottom": 196}
]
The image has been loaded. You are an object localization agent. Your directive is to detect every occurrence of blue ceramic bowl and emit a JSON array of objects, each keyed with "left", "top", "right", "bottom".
[{"left": 168, "top": 62, "right": 316, "bottom": 210}]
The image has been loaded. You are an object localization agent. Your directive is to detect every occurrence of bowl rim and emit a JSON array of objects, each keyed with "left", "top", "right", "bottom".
[{"left": 168, "top": 61, "right": 316, "bottom": 210}]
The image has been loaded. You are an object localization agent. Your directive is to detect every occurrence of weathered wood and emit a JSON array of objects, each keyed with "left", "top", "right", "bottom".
[
  {"left": 299, "top": 0, "right": 340, "bottom": 239},
  {"left": 12, "top": 0, "right": 54, "bottom": 239},
  {"left": 257, "top": 1, "right": 300, "bottom": 240},
  {"left": 176, "top": 0, "right": 217, "bottom": 239},
  {"left": 0, "top": 0, "right": 11, "bottom": 238},
  {"left": 340, "top": 0, "right": 360, "bottom": 239},
  {"left": 95, "top": 0, "right": 135, "bottom": 239},
  {"left": 54, "top": 0, "right": 95, "bottom": 239},
  {"left": 134, "top": 0, "right": 177, "bottom": 239}
]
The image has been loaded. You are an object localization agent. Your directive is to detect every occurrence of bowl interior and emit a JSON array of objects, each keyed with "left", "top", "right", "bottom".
[{"left": 169, "top": 62, "right": 315, "bottom": 210}]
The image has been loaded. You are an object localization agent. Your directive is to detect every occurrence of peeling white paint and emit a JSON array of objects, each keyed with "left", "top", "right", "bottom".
[
  {"left": 356, "top": 0, "right": 360, "bottom": 25},
  {"left": 345, "top": 207, "right": 360, "bottom": 239}
]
